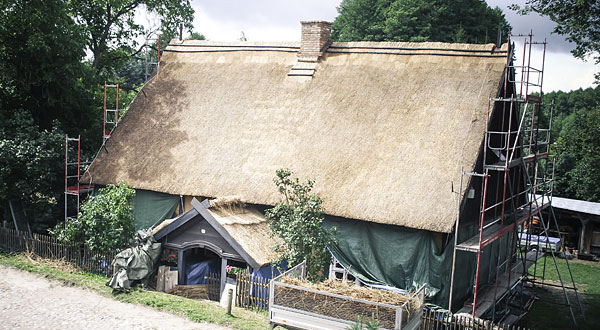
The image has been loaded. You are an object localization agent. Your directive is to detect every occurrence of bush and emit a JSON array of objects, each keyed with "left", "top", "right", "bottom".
[
  {"left": 51, "top": 182, "right": 135, "bottom": 251},
  {"left": 265, "top": 169, "right": 334, "bottom": 281}
]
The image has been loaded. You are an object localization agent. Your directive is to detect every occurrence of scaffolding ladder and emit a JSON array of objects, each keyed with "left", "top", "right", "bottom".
[
  {"left": 144, "top": 33, "right": 161, "bottom": 81},
  {"left": 64, "top": 135, "right": 94, "bottom": 222},
  {"left": 103, "top": 82, "right": 121, "bottom": 142},
  {"left": 448, "top": 32, "right": 583, "bottom": 326}
]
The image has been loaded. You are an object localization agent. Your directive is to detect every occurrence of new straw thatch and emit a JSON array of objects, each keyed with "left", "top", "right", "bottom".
[
  {"left": 84, "top": 40, "right": 508, "bottom": 233},
  {"left": 206, "top": 198, "right": 282, "bottom": 267}
]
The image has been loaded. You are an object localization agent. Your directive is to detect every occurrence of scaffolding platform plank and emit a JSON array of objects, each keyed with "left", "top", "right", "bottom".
[
  {"left": 456, "top": 200, "right": 550, "bottom": 253},
  {"left": 456, "top": 223, "right": 501, "bottom": 252},
  {"left": 485, "top": 152, "right": 549, "bottom": 171},
  {"left": 65, "top": 184, "right": 95, "bottom": 194},
  {"left": 459, "top": 251, "right": 543, "bottom": 317}
]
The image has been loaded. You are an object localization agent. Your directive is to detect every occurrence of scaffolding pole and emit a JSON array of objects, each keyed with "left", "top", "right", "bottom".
[{"left": 448, "top": 32, "right": 581, "bottom": 326}]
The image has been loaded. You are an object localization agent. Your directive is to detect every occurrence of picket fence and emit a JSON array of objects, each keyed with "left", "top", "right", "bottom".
[
  {"left": 236, "top": 273, "right": 270, "bottom": 310},
  {"left": 0, "top": 227, "right": 116, "bottom": 276}
]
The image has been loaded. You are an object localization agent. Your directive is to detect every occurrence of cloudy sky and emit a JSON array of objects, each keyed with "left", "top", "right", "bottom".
[{"left": 188, "top": 0, "right": 596, "bottom": 92}]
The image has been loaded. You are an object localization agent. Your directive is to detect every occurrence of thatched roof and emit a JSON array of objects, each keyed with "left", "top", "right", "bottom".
[
  {"left": 206, "top": 198, "right": 282, "bottom": 267},
  {"left": 84, "top": 40, "right": 508, "bottom": 233},
  {"left": 153, "top": 197, "right": 281, "bottom": 267}
]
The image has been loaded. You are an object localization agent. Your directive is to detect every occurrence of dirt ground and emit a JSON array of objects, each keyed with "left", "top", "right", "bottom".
[{"left": 0, "top": 265, "right": 229, "bottom": 330}]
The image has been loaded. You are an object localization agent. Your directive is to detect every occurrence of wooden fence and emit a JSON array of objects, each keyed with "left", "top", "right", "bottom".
[
  {"left": 205, "top": 272, "right": 221, "bottom": 301},
  {"left": 0, "top": 227, "right": 116, "bottom": 276},
  {"left": 236, "top": 273, "right": 269, "bottom": 310},
  {"left": 421, "top": 309, "right": 528, "bottom": 330}
]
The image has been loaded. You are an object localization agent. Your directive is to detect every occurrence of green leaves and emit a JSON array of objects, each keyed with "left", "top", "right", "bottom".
[
  {"left": 66, "top": 0, "right": 195, "bottom": 74},
  {"left": 553, "top": 106, "right": 600, "bottom": 201},
  {"left": 51, "top": 182, "right": 136, "bottom": 251},
  {"left": 543, "top": 86, "right": 600, "bottom": 202},
  {"left": 0, "top": 112, "right": 65, "bottom": 232},
  {"left": 266, "top": 169, "right": 334, "bottom": 282},
  {"left": 332, "top": 0, "right": 511, "bottom": 44}
]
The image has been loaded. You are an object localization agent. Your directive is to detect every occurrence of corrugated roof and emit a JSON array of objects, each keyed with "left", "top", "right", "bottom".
[
  {"left": 84, "top": 39, "right": 508, "bottom": 233},
  {"left": 549, "top": 196, "right": 600, "bottom": 216}
]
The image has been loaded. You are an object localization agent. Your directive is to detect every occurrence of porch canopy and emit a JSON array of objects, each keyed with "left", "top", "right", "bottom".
[{"left": 153, "top": 197, "right": 281, "bottom": 293}]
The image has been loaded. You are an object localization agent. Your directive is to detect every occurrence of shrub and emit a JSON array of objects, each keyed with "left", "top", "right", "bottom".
[
  {"left": 51, "top": 182, "right": 135, "bottom": 251},
  {"left": 265, "top": 169, "right": 334, "bottom": 281}
]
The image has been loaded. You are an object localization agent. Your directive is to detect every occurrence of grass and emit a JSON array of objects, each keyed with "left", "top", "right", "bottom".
[
  {"left": 0, "top": 252, "right": 268, "bottom": 330},
  {"left": 517, "top": 256, "right": 600, "bottom": 330}
]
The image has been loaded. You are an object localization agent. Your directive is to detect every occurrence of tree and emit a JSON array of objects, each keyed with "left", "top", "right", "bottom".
[
  {"left": 511, "top": 0, "right": 599, "bottom": 81},
  {"left": 553, "top": 106, "right": 600, "bottom": 202},
  {"left": 265, "top": 169, "right": 334, "bottom": 281},
  {"left": 0, "top": 112, "right": 65, "bottom": 232},
  {"left": 0, "top": 0, "right": 93, "bottom": 131},
  {"left": 51, "top": 182, "right": 136, "bottom": 251},
  {"left": 0, "top": 0, "right": 198, "bottom": 232},
  {"left": 0, "top": 0, "right": 94, "bottom": 231},
  {"left": 66, "top": 0, "right": 195, "bottom": 74},
  {"left": 332, "top": 0, "right": 510, "bottom": 43},
  {"left": 189, "top": 32, "right": 206, "bottom": 40}
]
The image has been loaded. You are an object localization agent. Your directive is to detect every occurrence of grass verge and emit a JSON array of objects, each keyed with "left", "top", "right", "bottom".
[
  {"left": 517, "top": 256, "right": 600, "bottom": 330},
  {"left": 0, "top": 252, "right": 268, "bottom": 330}
]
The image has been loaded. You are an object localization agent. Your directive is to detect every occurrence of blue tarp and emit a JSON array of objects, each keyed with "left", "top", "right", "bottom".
[{"left": 186, "top": 260, "right": 220, "bottom": 285}]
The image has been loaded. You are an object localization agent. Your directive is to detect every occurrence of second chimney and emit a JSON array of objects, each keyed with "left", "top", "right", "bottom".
[{"left": 299, "top": 21, "right": 332, "bottom": 61}]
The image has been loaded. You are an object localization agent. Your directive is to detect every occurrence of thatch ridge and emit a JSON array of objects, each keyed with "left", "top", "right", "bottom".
[
  {"left": 207, "top": 202, "right": 281, "bottom": 266},
  {"left": 84, "top": 39, "right": 508, "bottom": 233}
]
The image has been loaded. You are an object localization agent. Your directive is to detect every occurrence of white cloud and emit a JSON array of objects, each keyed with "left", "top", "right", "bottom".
[
  {"left": 542, "top": 52, "right": 597, "bottom": 92},
  {"left": 191, "top": 0, "right": 339, "bottom": 41}
]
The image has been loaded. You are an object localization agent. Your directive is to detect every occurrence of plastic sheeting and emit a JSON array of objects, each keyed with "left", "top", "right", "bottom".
[
  {"left": 107, "top": 230, "right": 162, "bottom": 290},
  {"left": 323, "top": 216, "right": 510, "bottom": 310},
  {"left": 132, "top": 189, "right": 179, "bottom": 230},
  {"left": 186, "top": 260, "right": 220, "bottom": 285}
]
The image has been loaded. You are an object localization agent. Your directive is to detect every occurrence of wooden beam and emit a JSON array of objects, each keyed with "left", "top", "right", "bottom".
[
  {"left": 191, "top": 198, "right": 261, "bottom": 270},
  {"left": 220, "top": 257, "right": 227, "bottom": 298},
  {"left": 177, "top": 248, "right": 185, "bottom": 285}
]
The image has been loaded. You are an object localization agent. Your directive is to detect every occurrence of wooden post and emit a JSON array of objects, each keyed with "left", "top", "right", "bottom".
[
  {"left": 226, "top": 288, "right": 233, "bottom": 315},
  {"left": 177, "top": 249, "right": 185, "bottom": 285},
  {"left": 220, "top": 257, "right": 227, "bottom": 298},
  {"left": 578, "top": 217, "right": 587, "bottom": 253}
]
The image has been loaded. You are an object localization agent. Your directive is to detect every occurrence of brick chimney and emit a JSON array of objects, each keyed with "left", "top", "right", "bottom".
[{"left": 299, "top": 21, "right": 332, "bottom": 61}]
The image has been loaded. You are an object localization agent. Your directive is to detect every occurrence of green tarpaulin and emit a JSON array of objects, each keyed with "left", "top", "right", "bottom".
[
  {"left": 324, "top": 216, "right": 511, "bottom": 310},
  {"left": 107, "top": 229, "right": 162, "bottom": 290},
  {"left": 132, "top": 189, "right": 179, "bottom": 230},
  {"left": 92, "top": 186, "right": 180, "bottom": 230}
]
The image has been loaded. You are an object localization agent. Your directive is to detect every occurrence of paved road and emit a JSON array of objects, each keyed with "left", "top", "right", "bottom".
[{"left": 0, "top": 265, "right": 229, "bottom": 330}]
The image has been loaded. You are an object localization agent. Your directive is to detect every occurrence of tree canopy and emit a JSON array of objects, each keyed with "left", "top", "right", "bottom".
[
  {"left": 545, "top": 86, "right": 600, "bottom": 202},
  {"left": 0, "top": 0, "right": 196, "bottom": 232},
  {"left": 332, "top": 0, "right": 510, "bottom": 43},
  {"left": 67, "top": 0, "right": 194, "bottom": 75}
]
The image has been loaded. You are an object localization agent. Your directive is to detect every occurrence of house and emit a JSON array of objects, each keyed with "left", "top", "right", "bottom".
[
  {"left": 83, "top": 21, "right": 546, "bottom": 315},
  {"left": 152, "top": 197, "right": 281, "bottom": 295}
]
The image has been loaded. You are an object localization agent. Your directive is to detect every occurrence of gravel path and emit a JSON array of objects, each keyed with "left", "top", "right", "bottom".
[{"left": 0, "top": 265, "right": 229, "bottom": 330}]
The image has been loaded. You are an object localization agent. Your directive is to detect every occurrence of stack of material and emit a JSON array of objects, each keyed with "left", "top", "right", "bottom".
[
  {"left": 169, "top": 285, "right": 211, "bottom": 300},
  {"left": 275, "top": 277, "right": 421, "bottom": 329},
  {"left": 156, "top": 265, "right": 178, "bottom": 293}
]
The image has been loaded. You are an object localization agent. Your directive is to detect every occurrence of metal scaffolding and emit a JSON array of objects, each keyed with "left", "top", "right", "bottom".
[
  {"left": 103, "top": 82, "right": 120, "bottom": 142},
  {"left": 448, "top": 33, "right": 584, "bottom": 326},
  {"left": 64, "top": 135, "right": 93, "bottom": 222},
  {"left": 144, "top": 33, "right": 161, "bottom": 81}
]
